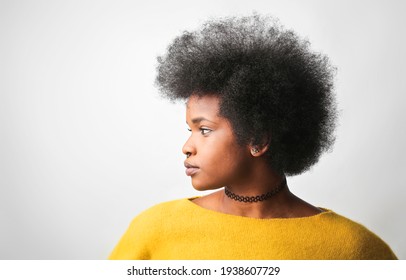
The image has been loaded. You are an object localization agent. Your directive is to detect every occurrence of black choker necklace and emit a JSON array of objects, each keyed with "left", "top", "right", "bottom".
[{"left": 224, "top": 178, "right": 287, "bottom": 203}]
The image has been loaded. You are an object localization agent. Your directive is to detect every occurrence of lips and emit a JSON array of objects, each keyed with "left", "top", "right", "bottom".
[{"left": 184, "top": 161, "right": 199, "bottom": 176}]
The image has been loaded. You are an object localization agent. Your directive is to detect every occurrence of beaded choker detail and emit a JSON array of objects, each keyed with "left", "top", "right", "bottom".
[{"left": 224, "top": 178, "right": 287, "bottom": 203}]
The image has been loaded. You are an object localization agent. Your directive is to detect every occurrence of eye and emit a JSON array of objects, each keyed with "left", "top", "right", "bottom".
[
  {"left": 200, "top": 128, "right": 212, "bottom": 136},
  {"left": 187, "top": 128, "right": 192, "bottom": 132}
]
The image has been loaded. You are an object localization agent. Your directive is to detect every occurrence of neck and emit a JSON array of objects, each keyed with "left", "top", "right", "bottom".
[
  {"left": 218, "top": 161, "right": 294, "bottom": 218},
  {"left": 224, "top": 177, "right": 287, "bottom": 203}
]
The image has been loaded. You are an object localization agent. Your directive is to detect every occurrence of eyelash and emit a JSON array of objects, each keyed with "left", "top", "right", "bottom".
[
  {"left": 187, "top": 128, "right": 212, "bottom": 136},
  {"left": 200, "top": 128, "right": 211, "bottom": 135}
]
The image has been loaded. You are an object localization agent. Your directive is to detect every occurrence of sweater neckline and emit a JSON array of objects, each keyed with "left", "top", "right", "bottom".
[{"left": 183, "top": 197, "right": 333, "bottom": 221}]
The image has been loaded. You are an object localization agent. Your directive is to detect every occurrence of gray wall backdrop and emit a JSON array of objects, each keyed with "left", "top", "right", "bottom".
[{"left": 1, "top": 0, "right": 405, "bottom": 259}]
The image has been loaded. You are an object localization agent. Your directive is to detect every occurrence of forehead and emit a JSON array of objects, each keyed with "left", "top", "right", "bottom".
[{"left": 186, "top": 94, "right": 221, "bottom": 116}]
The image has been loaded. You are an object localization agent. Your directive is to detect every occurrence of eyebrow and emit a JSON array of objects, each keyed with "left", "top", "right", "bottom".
[{"left": 188, "top": 117, "right": 217, "bottom": 124}]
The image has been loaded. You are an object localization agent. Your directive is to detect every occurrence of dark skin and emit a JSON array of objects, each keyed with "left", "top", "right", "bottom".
[{"left": 183, "top": 94, "right": 322, "bottom": 219}]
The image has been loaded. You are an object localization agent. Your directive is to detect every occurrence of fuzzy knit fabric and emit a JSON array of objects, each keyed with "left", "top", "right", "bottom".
[{"left": 109, "top": 198, "right": 397, "bottom": 260}]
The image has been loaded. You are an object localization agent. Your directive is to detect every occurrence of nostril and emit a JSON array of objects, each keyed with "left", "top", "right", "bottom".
[{"left": 186, "top": 152, "right": 191, "bottom": 158}]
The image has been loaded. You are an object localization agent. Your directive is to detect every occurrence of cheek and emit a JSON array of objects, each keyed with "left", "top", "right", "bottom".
[
  {"left": 225, "top": 150, "right": 251, "bottom": 175},
  {"left": 207, "top": 144, "right": 250, "bottom": 178},
  {"left": 191, "top": 146, "right": 250, "bottom": 191},
  {"left": 203, "top": 139, "right": 239, "bottom": 167}
]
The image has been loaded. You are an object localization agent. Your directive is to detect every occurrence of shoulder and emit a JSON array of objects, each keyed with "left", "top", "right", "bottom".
[
  {"left": 319, "top": 210, "right": 380, "bottom": 238},
  {"left": 128, "top": 198, "right": 194, "bottom": 230},
  {"left": 318, "top": 210, "right": 397, "bottom": 259},
  {"left": 135, "top": 198, "right": 192, "bottom": 219},
  {"left": 108, "top": 198, "right": 193, "bottom": 259}
]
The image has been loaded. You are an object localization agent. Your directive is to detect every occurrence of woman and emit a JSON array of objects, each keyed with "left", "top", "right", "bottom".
[{"left": 109, "top": 14, "right": 397, "bottom": 259}]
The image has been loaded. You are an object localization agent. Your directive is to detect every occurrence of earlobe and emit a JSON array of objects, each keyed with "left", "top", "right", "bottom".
[
  {"left": 251, "top": 147, "right": 260, "bottom": 155},
  {"left": 250, "top": 143, "right": 269, "bottom": 157},
  {"left": 249, "top": 135, "right": 270, "bottom": 156}
]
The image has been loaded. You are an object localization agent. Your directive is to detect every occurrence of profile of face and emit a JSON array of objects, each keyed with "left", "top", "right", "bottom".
[{"left": 183, "top": 95, "right": 254, "bottom": 191}]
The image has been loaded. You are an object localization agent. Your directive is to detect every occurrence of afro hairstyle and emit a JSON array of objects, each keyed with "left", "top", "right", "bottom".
[{"left": 155, "top": 14, "right": 337, "bottom": 176}]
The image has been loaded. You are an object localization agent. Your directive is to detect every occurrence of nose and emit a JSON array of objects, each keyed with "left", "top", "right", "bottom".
[{"left": 182, "top": 136, "right": 196, "bottom": 158}]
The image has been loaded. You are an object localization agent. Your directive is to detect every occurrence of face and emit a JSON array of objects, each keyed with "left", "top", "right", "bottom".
[{"left": 183, "top": 94, "right": 253, "bottom": 191}]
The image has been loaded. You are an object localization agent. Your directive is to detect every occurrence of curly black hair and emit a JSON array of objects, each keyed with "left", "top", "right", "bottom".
[{"left": 155, "top": 14, "right": 337, "bottom": 176}]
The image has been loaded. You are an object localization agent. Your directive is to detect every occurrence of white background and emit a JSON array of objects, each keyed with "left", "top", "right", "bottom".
[{"left": 0, "top": 0, "right": 405, "bottom": 259}]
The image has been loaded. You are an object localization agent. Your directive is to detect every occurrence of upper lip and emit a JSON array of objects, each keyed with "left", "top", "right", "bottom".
[{"left": 184, "top": 161, "right": 198, "bottom": 168}]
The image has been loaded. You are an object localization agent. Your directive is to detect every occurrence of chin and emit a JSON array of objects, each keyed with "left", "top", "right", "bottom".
[{"left": 191, "top": 178, "right": 222, "bottom": 192}]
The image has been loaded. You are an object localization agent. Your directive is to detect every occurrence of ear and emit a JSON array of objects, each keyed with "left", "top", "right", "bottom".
[{"left": 249, "top": 141, "right": 270, "bottom": 157}]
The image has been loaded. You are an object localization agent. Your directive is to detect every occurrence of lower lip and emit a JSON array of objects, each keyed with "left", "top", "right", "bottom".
[{"left": 185, "top": 168, "right": 199, "bottom": 176}]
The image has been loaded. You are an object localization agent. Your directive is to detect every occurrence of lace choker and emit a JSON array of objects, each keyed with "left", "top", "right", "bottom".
[{"left": 224, "top": 178, "right": 287, "bottom": 203}]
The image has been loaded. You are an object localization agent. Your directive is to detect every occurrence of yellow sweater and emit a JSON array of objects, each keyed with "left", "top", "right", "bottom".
[{"left": 109, "top": 198, "right": 397, "bottom": 260}]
